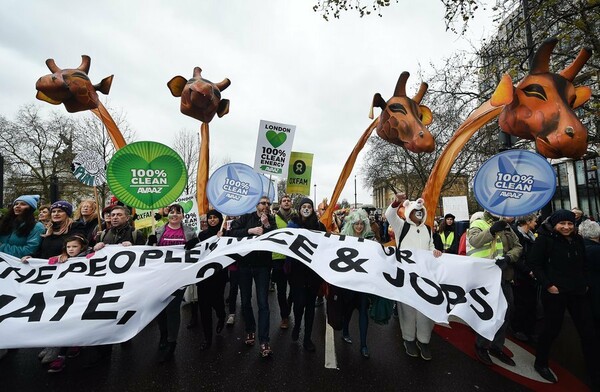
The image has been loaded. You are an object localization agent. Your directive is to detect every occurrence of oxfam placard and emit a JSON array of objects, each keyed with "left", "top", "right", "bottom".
[
  {"left": 473, "top": 150, "right": 556, "bottom": 217},
  {"left": 207, "top": 163, "right": 263, "bottom": 216},
  {"left": 106, "top": 141, "right": 188, "bottom": 209}
]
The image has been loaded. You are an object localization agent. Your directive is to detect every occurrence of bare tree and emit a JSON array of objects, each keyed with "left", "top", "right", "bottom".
[{"left": 171, "top": 129, "right": 200, "bottom": 196}]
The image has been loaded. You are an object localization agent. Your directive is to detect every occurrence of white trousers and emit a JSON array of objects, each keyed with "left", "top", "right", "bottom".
[{"left": 397, "top": 302, "right": 434, "bottom": 343}]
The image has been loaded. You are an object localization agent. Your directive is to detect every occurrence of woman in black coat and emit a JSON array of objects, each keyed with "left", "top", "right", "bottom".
[{"left": 527, "top": 210, "right": 597, "bottom": 387}]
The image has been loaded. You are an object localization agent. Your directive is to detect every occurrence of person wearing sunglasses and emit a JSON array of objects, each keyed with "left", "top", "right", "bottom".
[{"left": 227, "top": 196, "right": 277, "bottom": 358}]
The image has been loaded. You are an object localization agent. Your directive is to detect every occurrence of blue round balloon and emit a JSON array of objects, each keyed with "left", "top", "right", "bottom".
[
  {"left": 207, "top": 163, "right": 264, "bottom": 216},
  {"left": 473, "top": 150, "right": 556, "bottom": 217}
]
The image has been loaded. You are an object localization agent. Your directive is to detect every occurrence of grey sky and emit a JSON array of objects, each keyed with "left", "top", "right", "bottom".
[{"left": 0, "top": 0, "right": 496, "bottom": 206}]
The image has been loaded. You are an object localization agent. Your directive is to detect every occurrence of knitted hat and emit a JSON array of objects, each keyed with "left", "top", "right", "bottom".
[
  {"left": 50, "top": 200, "right": 73, "bottom": 217},
  {"left": 298, "top": 197, "right": 314, "bottom": 209},
  {"left": 548, "top": 209, "right": 576, "bottom": 227},
  {"left": 444, "top": 213, "right": 455, "bottom": 219},
  {"left": 15, "top": 195, "right": 40, "bottom": 210}
]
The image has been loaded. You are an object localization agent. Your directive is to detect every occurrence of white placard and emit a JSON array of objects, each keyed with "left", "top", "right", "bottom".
[
  {"left": 253, "top": 120, "right": 296, "bottom": 177},
  {"left": 442, "top": 196, "right": 469, "bottom": 221}
]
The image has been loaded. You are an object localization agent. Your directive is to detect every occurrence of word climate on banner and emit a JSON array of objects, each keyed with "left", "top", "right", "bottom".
[
  {"left": 253, "top": 120, "right": 296, "bottom": 177},
  {"left": 0, "top": 229, "right": 506, "bottom": 348},
  {"left": 286, "top": 151, "right": 313, "bottom": 195}
]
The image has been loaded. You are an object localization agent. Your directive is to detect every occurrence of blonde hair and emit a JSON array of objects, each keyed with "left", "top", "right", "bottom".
[
  {"left": 43, "top": 218, "right": 74, "bottom": 237},
  {"left": 74, "top": 199, "right": 98, "bottom": 222}
]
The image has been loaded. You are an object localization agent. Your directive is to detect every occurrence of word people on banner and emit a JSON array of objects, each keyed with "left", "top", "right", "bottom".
[
  {"left": 473, "top": 150, "right": 556, "bottom": 217},
  {"left": 0, "top": 229, "right": 506, "bottom": 348},
  {"left": 253, "top": 120, "right": 296, "bottom": 177}
]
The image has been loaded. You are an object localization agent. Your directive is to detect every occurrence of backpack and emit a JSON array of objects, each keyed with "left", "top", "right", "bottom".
[{"left": 397, "top": 223, "right": 431, "bottom": 247}]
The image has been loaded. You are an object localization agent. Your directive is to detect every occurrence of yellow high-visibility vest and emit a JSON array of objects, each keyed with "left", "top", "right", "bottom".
[
  {"left": 440, "top": 231, "right": 455, "bottom": 251},
  {"left": 466, "top": 219, "right": 503, "bottom": 258}
]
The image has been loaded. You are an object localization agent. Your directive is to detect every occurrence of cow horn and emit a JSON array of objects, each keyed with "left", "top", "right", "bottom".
[
  {"left": 393, "top": 72, "right": 410, "bottom": 97},
  {"left": 193, "top": 67, "right": 203, "bottom": 78},
  {"left": 45, "top": 58, "right": 60, "bottom": 73},
  {"left": 413, "top": 82, "right": 429, "bottom": 104},
  {"left": 77, "top": 55, "right": 91, "bottom": 73},
  {"left": 531, "top": 37, "right": 558, "bottom": 74},
  {"left": 560, "top": 47, "right": 592, "bottom": 82}
]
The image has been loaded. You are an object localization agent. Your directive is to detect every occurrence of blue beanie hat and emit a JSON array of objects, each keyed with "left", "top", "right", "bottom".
[
  {"left": 50, "top": 200, "right": 74, "bottom": 217},
  {"left": 15, "top": 195, "right": 40, "bottom": 210}
]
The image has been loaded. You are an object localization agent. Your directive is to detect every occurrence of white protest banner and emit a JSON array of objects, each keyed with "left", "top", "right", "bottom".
[
  {"left": 253, "top": 120, "right": 296, "bottom": 177},
  {"left": 0, "top": 229, "right": 506, "bottom": 348},
  {"left": 442, "top": 196, "right": 469, "bottom": 221}
]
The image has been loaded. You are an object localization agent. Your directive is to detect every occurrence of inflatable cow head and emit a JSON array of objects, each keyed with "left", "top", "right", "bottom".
[
  {"left": 491, "top": 38, "right": 593, "bottom": 159},
  {"left": 369, "top": 72, "right": 435, "bottom": 153},
  {"left": 167, "top": 67, "right": 230, "bottom": 123},
  {"left": 35, "top": 55, "right": 113, "bottom": 113}
]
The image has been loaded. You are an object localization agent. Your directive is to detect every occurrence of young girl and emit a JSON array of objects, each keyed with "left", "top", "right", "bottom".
[
  {"left": 48, "top": 235, "right": 90, "bottom": 265},
  {"left": 41, "top": 235, "right": 91, "bottom": 373}
]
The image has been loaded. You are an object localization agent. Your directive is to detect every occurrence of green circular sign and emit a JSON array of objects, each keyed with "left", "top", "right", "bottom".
[{"left": 106, "top": 141, "right": 188, "bottom": 209}]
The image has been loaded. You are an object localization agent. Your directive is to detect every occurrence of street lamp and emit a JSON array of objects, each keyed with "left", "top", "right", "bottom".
[{"left": 354, "top": 175, "right": 357, "bottom": 208}]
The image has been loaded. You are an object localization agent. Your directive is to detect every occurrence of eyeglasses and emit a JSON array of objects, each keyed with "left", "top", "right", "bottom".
[{"left": 259, "top": 202, "right": 271, "bottom": 206}]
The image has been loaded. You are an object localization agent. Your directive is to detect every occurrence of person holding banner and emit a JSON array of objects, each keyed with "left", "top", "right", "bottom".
[
  {"left": 385, "top": 194, "right": 442, "bottom": 361},
  {"left": 37, "top": 204, "right": 51, "bottom": 229},
  {"left": 286, "top": 197, "right": 325, "bottom": 352},
  {"left": 338, "top": 209, "right": 375, "bottom": 359},
  {"left": 227, "top": 196, "right": 277, "bottom": 358},
  {"left": 467, "top": 211, "right": 522, "bottom": 367},
  {"left": 186, "top": 209, "right": 228, "bottom": 351},
  {"left": 272, "top": 195, "right": 296, "bottom": 330},
  {"left": 149, "top": 204, "right": 196, "bottom": 362}
]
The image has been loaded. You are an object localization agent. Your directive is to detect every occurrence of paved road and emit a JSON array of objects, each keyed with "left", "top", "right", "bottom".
[{"left": 0, "top": 284, "right": 591, "bottom": 391}]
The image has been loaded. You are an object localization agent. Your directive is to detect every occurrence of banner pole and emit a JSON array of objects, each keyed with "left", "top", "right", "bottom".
[{"left": 93, "top": 186, "right": 102, "bottom": 231}]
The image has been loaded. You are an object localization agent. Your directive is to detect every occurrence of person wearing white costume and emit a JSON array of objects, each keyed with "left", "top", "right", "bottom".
[{"left": 385, "top": 193, "right": 442, "bottom": 361}]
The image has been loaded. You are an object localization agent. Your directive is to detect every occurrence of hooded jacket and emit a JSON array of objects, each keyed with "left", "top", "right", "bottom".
[{"left": 385, "top": 198, "right": 434, "bottom": 251}]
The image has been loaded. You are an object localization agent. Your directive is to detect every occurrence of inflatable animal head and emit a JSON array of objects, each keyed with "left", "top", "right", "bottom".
[
  {"left": 403, "top": 197, "right": 427, "bottom": 226},
  {"left": 491, "top": 38, "right": 593, "bottom": 159},
  {"left": 35, "top": 55, "right": 113, "bottom": 113},
  {"left": 370, "top": 72, "right": 435, "bottom": 153},
  {"left": 168, "top": 67, "right": 230, "bottom": 123}
]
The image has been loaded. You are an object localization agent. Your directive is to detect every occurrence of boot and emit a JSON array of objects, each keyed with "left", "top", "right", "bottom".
[{"left": 159, "top": 342, "right": 176, "bottom": 362}]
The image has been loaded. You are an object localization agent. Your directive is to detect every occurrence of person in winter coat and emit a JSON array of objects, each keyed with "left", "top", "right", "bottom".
[
  {"left": 185, "top": 209, "right": 228, "bottom": 350},
  {"left": 511, "top": 214, "right": 539, "bottom": 343},
  {"left": 272, "top": 195, "right": 295, "bottom": 329},
  {"left": 433, "top": 213, "right": 459, "bottom": 254},
  {"left": 385, "top": 193, "right": 442, "bottom": 361},
  {"left": 579, "top": 219, "right": 600, "bottom": 343},
  {"left": 286, "top": 197, "right": 325, "bottom": 352},
  {"left": 0, "top": 195, "right": 45, "bottom": 258},
  {"left": 527, "top": 210, "right": 597, "bottom": 387}
]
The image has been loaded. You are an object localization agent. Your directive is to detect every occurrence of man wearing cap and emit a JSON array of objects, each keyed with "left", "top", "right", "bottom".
[
  {"left": 467, "top": 211, "right": 522, "bottom": 367},
  {"left": 0, "top": 195, "right": 45, "bottom": 258},
  {"left": 227, "top": 195, "right": 277, "bottom": 358}
]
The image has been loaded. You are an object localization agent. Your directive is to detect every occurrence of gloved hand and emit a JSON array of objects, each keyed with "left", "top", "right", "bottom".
[
  {"left": 154, "top": 213, "right": 163, "bottom": 221},
  {"left": 184, "top": 238, "right": 200, "bottom": 250},
  {"left": 495, "top": 255, "right": 510, "bottom": 270},
  {"left": 147, "top": 235, "right": 158, "bottom": 246},
  {"left": 489, "top": 220, "right": 508, "bottom": 236}
]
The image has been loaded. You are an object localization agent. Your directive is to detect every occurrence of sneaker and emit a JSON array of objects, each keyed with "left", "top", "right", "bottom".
[
  {"left": 47, "top": 356, "right": 66, "bottom": 373},
  {"left": 489, "top": 347, "right": 515, "bottom": 366},
  {"left": 403, "top": 340, "right": 419, "bottom": 357},
  {"left": 245, "top": 332, "right": 256, "bottom": 346},
  {"left": 226, "top": 314, "right": 235, "bottom": 326},
  {"left": 474, "top": 345, "right": 493, "bottom": 366},
  {"left": 66, "top": 347, "right": 81, "bottom": 359},
  {"left": 38, "top": 347, "right": 49, "bottom": 359},
  {"left": 416, "top": 341, "right": 432, "bottom": 361},
  {"left": 342, "top": 335, "right": 352, "bottom": 344},
  {"left": 534, "top": 364, "right": 557, "bottom": 383},
  {"left": 280, "top": 318, "right": 289, "bottom": 329},
  {"left": 259, "top": 343, "right": 273, "bottom": 358},
  {"left": 361, "top": 346, "right": 370, "bottom": 358},
  {"left": 41, "top": 347, "right": 60, "bottom": 364}
]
